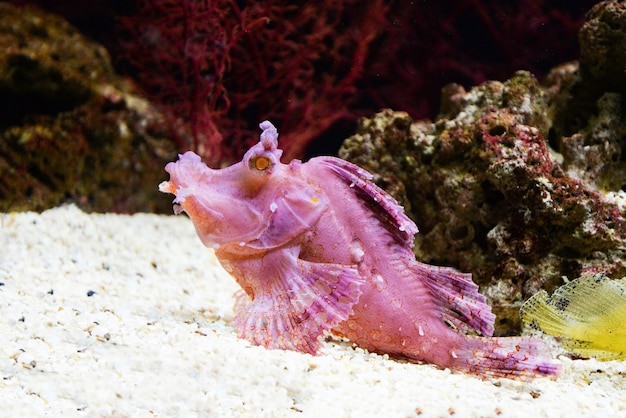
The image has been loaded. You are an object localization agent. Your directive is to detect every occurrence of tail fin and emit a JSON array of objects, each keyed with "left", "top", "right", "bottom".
[{"left": 454, "top": 336, "right": 561, "bottom": 380}]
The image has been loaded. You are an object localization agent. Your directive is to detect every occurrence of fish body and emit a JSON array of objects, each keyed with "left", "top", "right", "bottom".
[
  {"left": 521, "top": 274, "right": 626, "bottom": 360},
  {"left": 160, "top": 121, "right": 559, "bottom": 379}
]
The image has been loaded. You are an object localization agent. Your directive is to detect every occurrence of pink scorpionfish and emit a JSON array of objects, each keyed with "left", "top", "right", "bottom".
[{"left": 160, "top": 121, "right": 560, "bottom": 379}]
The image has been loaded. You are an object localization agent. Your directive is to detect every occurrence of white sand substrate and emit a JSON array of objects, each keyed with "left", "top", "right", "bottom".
[{"left": 1, "top": 205, "right": 625, "bottom": 417}]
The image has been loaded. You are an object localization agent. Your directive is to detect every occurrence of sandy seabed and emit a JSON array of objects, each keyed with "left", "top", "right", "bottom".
[{"left": 0, "top": 205, "right": 624, "bottom": 417}]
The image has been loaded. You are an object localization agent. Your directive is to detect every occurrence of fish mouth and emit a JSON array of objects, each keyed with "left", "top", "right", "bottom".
[
  {"left": 160, "top": 181, "right": 224, "bottom": 227},
  {"left": 158, "top": 180, "right": 174, "bottom": 192},
  {"left": 159, "top": 180, "right": 182, "bottom": 213}
]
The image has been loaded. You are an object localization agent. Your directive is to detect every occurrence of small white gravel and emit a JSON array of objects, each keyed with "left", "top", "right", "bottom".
[{"left": 0, "top": 205, "right": 624, "bottom": 417}]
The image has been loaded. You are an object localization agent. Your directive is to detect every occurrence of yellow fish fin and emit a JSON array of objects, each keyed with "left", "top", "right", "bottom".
[{"left": 520, "top": 274, "right": 626, "bottom": 361}]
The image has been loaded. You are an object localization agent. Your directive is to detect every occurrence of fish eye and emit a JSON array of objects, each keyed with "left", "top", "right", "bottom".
[{"left": 250, "top": 156, "right": 272, "bottom": 172}]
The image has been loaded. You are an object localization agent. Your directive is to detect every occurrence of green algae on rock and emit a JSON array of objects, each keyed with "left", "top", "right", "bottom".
[
  {"left": 0, "top": 4, "right": 177, "bottom": 213},
  {"left": 339, "top": 71, "right": 626, "bottom": 336}
]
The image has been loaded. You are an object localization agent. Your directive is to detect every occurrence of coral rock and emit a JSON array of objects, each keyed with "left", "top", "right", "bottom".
[
  {"left": 579, "top": 0, "right": 626, "bottom": 94},
  {"left": 548, "top": 1, "right": 626, "bottom": 195},
  {"left": 0, "top": 4, "right": 177, "bottom": 212}
]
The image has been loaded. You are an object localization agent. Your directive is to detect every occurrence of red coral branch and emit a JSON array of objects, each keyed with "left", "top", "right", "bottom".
[
  {"left": 121, "top": 0, "right": 386, "bottom": 165},
  {"left": 121, "top": 0, "right": 270, "bottom": 164}
]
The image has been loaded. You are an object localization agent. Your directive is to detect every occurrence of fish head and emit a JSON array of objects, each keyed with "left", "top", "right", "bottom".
[{"left": 159, "top": 121, "right": 326, "bottom": 250}]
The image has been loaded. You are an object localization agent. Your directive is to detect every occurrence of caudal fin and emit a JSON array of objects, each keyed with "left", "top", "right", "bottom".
[{"left": 454, "top": 336, "right": 561, "bottom": 380}]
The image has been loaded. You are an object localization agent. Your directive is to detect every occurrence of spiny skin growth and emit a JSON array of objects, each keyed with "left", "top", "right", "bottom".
[{"left": 160, "top": 121, "right": 560, "bottom": 380}]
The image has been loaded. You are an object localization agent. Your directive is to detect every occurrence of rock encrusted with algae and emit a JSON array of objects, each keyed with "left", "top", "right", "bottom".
[
  {"left": 339, "top": 70, "right": 626, "bottom": 335},
  {"left": 0, "top": 4, "right": 177, "bottom": 213},
  {"left": 579, "top": 0, "right": 626, "bottom": 95},
  {"left": 548, "top": 0, "right": 626, "bottom": 195}
]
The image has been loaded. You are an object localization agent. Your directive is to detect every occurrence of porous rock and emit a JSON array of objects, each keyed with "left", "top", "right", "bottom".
[
  {"left": 0, "top": 4, "right": 177, "bottom": 213},
  {"left": 549, "top": 0, "right": 626, "bottom": 194},
  {"left": 579, "top": 0, "right": 626, "bottom": 94}
]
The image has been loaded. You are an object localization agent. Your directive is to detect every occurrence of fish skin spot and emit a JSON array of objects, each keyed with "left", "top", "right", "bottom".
[
  {"left": 373, "top": 275, "right": 387, "bottom": 292},
  {"left": 315, "top": 280, "right": 332, "bottom": 295},
  {"left": 326, "top": 272, "right": 340, "bottom": 285},
  {"left": 294, "top": 286, "right": 315, "bottom": 307},
  {"left": 317, "top": 312, "right": 328, "bottom": 323},
  {"left": 351, "top": 246, "right": 365, "bottom": 263},
  {"left": 349, "top": 282, "right": 360, "bottom": 292},
  {"left": 414, "top": 321, "right": 426, "bottom": 337},
  {"left": 370, "top": 330, "right": 382, "bottom": 341},
  {"left": 346, "top": 319, "right": 359, "bottom": 330},
  {"left": 338, "top": 295, "right": 353, "bottom": 304}
]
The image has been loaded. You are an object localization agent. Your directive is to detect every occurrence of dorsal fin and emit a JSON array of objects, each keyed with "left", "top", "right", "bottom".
[{"left": 316, "top": 157, "right": 418, "bottom": 248}]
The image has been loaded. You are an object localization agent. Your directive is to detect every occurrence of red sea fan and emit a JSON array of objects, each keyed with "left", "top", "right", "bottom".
[
  {"left": 121, "top": 0, "right": 386, "bottom": 165},
  {"left": 121, "top": 0, "right": 266, "bottom": 164}
]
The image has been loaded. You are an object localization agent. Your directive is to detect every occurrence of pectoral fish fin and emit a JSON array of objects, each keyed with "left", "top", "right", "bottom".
[
  {"left": 416, "top": 262, "right": 496, "bottom": 336},
  {"left": 233, "top": 247, "right": 364, "bottom": 354},
  {"left": 520, "top": 274, "right": 626, "bottom": 360},
  {"left": 315, "top": 157, "right": 418, "bottom": 248}
]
